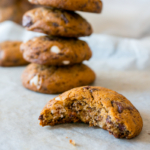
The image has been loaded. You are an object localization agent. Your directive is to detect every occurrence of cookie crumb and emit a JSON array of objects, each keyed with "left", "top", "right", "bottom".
[
  {"left": 69, "top": 140, "right": 76, "bottom": 146},
  {"left": 66, "top": 137, "right": 68, "bottom": 138}
]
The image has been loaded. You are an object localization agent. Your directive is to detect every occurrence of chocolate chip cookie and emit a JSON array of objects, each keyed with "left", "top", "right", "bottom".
[
  {"left": 0, "top": 41, "right": 28, "bottom": 67},
  {"left": 39, "top": 86, "right": 143, "bottom": 139},
  {"left": 0, "top": 0, "right": 17, "bottom": 7},
  {"left": 20, "top": 36, "right": 92, "bottom": 66},
  {"left": 21, "top": 63, "right": 96, "bottom": 94},
  {"left": 28, "top": 0, "right": 103, "bottom": 13},
  {"left": 23, "top": 7, "right": 93, "bottom": 37},
  {"left": 0, "top": 0, "right": 34, "bottom": 24}
]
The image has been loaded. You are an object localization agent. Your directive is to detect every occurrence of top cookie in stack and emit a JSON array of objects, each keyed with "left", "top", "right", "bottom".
[
  {"left": 28, "top": 0, "right": 102, "bottom": 13},
  {"left": 21, "top": 0, "right": 102, "bottom": 94}
]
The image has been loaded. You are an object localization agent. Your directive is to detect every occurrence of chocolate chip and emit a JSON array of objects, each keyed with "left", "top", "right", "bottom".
[
  {"left": 126, "top": 106, "right": 133, "bottom": 111},
  {"left": 148, "top": 133, "right": 150, "bottom": 135},
  {"left": 69, "top": 112, "right": 77, "bottom": 118},
  {"left": 117, "top": 103, "right": 124, "bottom": 113},
  {"left": 90, "top": 88, "right": 99, "bottom": 93},
  {"left": 23, "top": 16, "right": 33, "bottom": 27},
  {"left": 53, "top": 23, "right": 59, "bottom": 27},
  {"left": 81, "top": 3, "right": 87, "bottom": 8},
  {"left": 58, "top": 53, "right": 64, "bottom": 56},
  {"left": 106, "top": 116, "right": 111, "bottom": 124},
  {"left": 13, "top": 59, "right": 19, "bottom": 63},
  {"left": 95, "top": 1, "right": 101, "bottom": 10},
  {"left": 43, "top": 49, "right": 47, "bottom": 52},
  {"left": 35, "top": 52, "right": 40, "bottom": 55},
  {"left": 83, "top": 86, "right": 91, "bottom": 90},
  {"left": 118, "top": 124, "right": 125, "bottom": 132},
  {"left": 111, "top": 101, "right": 124, "bottom": 113},
  {"left": 61, "top": 14, "right": 69, "bottom": 24},
  {"left": 43, "top": 36, "right": 55, "bottom": 41},
  {"left": 39, "top": 115, "right": 43, "bottom": 120},
  {"left": 112, "top": 101, "right": 133, "bottom": 113},
  {"left": 88, "top": 25, "right": 92, "bottom": 31}
]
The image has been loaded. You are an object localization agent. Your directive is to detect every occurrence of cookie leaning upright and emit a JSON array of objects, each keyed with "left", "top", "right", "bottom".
[{"left": 21, "top": 0, "right": 103, "bottom": 94}]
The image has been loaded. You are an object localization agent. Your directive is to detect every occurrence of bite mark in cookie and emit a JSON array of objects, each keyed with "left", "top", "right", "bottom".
[{"left": 38, "top": 86, "right": 143, "bottom": 139}]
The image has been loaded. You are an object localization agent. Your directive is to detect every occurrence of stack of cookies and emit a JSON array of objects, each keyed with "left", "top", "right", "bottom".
[{"left": 21, "top": 0, "right": 103, "bottom": 94}]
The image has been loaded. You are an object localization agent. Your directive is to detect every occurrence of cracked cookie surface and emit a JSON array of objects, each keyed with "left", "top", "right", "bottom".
[
  {"left": 22, "top": 7, "right": 92, "bottom": 37},
  {"left": 39, "top": 86, "right": 143, "bottom": 139},
  {"left": 22, "top": 64, "right": 96, "bottom": 94},
  {"left": 28, "top": 0, "right": 103, "bottom": 13},
  {"left": 0, "top": 41, "right": 28, "bottom": 67},
  {"left": 21, "top": 36, "right": 92, "bottom": 66}
]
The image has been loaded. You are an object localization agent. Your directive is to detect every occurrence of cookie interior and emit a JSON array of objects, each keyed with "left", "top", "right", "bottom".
[{"left": 39, "top": 86, "right": 140, "bottom": 139}]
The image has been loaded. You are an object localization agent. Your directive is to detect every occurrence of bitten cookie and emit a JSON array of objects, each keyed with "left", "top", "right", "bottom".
[
  {"left": 0, "top": 41, "right": 28, "bottom": 67},
  {"left": 39, "top": 86, "right": 143, "bottom": 139},
  {"left": 20, "top": 36, "right": 92, "bottom": 66},
  {"left": 22, "top": 64, "right": 96, "bottom": 94},
  {"left": 23, "top": 7, "right": 93, "bottom": 37},
  {"left": 28, "top": 0, "right": 103, "bottom": 13}
]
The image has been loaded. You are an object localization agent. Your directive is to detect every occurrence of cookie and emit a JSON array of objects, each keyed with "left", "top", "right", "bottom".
[
  {"left": 39, "top": 86, "right": 143, "bottom": 139},
  {"left": 21, "top": 63, "right": 96, "bottom": 94},
  {"left": 23, "top": 7, "right": 93, "bottom": 37},
  {"left": 0, "top": 41, "right": 28, "bottom": 67},
  {"left": 0, "top": 0, "right": 17, "bottom": 7},
  {"left": 20, "top": 36, "right": 92, "bottom": 66},
  {"left": 28, "top": 0, "right": 103, "bottom": 13},
  {"left": 0, "top": 0, "right": 34, "bottom": 24}
]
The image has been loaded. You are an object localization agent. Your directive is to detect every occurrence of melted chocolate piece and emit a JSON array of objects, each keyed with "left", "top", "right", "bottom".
[
  {"left": 39, "top": 115, "right": 43, "bottom": 120},
  {"left": 52, "top": 23, "right": 59, "bottom": 27},
  {"left": 83, "top": 86, "right": 91, "bottom": 90},
  {"left": 90, "top": 88, "right": 99, "bottom": 93},
  {"left": 61, "top": 14, "right": 69, "bottom": 24},
  {"left": 112, "top": 101, "right": 133, "bottom": 113},
  {"left": 111, "top": 101, "right": 124, "bottom": 113},
  {"left": 118, "top": 123, "right": 126, "bottom": 132},
  {"left": 106, "top": 116, "right": 112, "bottom": 124},
  {"left": 23, "top": 16, "right": 33, "bottom": 27}
]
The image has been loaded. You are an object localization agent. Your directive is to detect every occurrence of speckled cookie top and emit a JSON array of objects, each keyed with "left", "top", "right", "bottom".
[
  {"left": 23, "top": 7, "right": 93, "bottom": 37},
  {"left": 28, "top": 0, "right": 103, "bottom": 13},
  {"left": 20, "top": 36, "right": 92, "bottom": 65}
]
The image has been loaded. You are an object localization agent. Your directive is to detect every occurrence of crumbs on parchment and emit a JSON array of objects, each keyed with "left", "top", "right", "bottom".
[{"left": 69, "top": 140, "right": 76, "bottom": 146}]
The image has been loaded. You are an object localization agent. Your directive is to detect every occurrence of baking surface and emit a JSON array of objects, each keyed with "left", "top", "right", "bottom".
[
  {"left": 0, "top": 22, "right": 150, "bottom": 150},
  {"left": 0, "top": 66, "right": 150, "bottom": 150}
]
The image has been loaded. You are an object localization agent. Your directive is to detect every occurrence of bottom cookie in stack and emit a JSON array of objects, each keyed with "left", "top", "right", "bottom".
[{"left": 21, "top": 63, "right": 96, "bottom": 94}]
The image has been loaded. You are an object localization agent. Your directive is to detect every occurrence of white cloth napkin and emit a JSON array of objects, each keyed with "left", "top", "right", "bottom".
[
  {"left": 0, "top": 21, "right": 150, "bottom": 71},
  {"left": 80, "top": 0, "right": 150, "bottom": 38}
]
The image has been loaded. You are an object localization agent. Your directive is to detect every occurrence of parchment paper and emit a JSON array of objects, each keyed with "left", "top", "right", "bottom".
[{"left": 0, "top": 22, "right": 150, "bottom": 150}]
